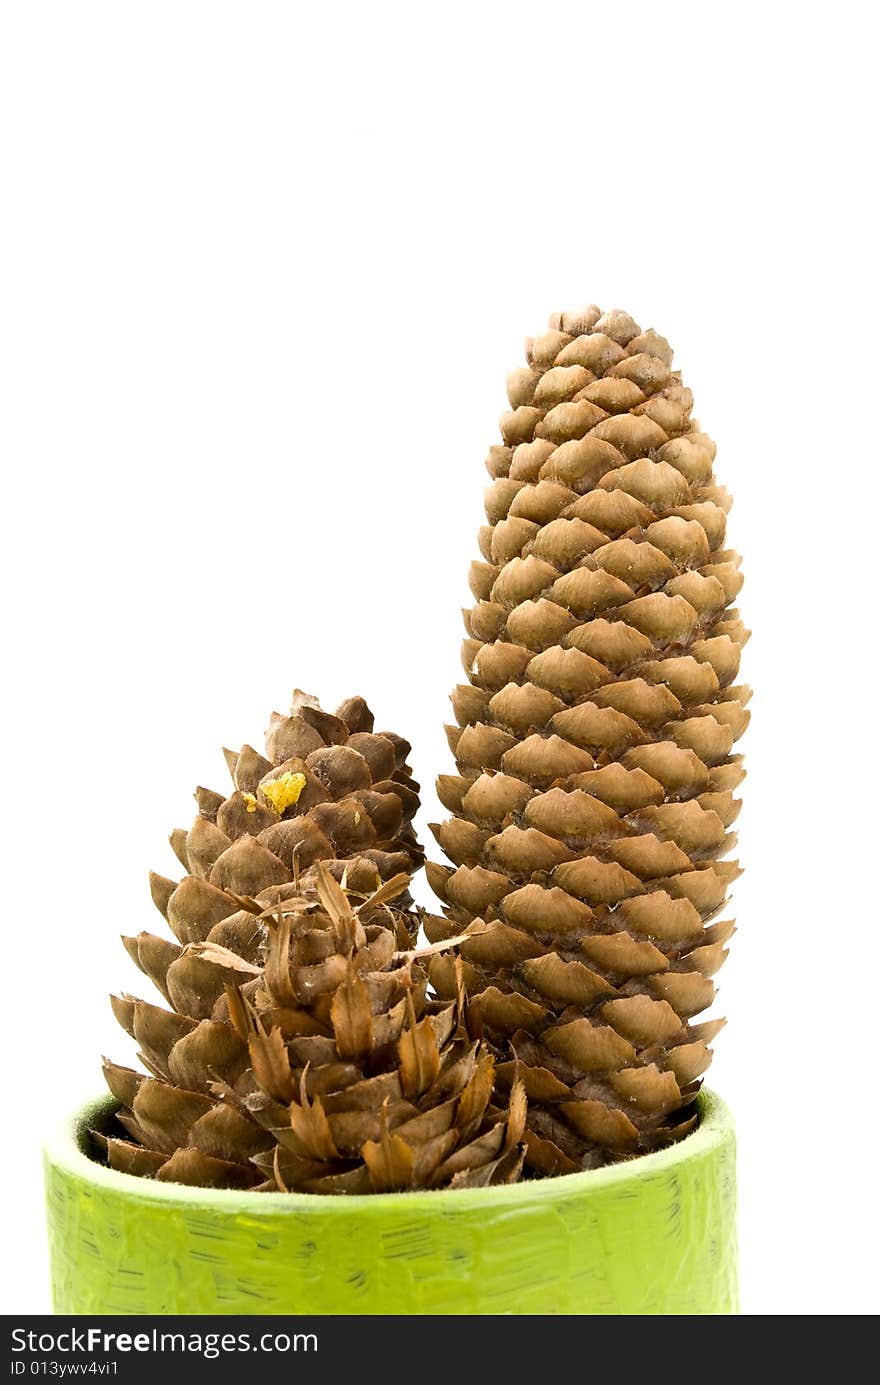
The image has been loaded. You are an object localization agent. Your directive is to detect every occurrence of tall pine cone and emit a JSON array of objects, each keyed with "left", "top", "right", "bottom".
[
  {"left": 427, "top": 306, "right": 747, "bottom": 1175},
  {"left": 101, "top": 867, "right": 525, "bottom": 1192}
]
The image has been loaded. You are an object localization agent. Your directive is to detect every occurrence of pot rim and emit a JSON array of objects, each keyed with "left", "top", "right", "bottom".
[{"left": 46, "top": 1088, "right": 732, "bottom": 1213}]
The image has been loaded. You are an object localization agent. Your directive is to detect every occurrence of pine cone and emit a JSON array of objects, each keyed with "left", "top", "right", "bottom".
[
  {"left": 426, "top": 306, "right": 747, "bottom": 1175},
  {"left": 100, "top": 693, "right": 525, "bottom": 1191},
  {"left": 102, "top": 868, "right": 525, "bottom": 1192}
]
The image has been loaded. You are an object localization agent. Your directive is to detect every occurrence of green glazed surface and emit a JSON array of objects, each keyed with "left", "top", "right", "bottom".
[{"left": 45, "top": 1090, "right": 737, "bottom": 1315}]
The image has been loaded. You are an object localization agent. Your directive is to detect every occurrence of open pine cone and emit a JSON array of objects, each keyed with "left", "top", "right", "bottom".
[
  {"left": 427, "top": 306, "right": 747, "bottom": 1174},
  {"left": 101, "top": 867, "right": 525, "bottom": 1192},
  {"left": 100, "top": 692, "right": 524, "bottom": 1191}
]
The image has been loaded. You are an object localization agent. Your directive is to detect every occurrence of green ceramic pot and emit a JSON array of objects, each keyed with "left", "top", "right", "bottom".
[{"left": 44, "top": 1089, "right": 736, "bottom": 1315}]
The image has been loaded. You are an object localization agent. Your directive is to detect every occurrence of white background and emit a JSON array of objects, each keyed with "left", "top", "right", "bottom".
[{"left": 1, "top": 1, "right": 878, "bottom": 1317}]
